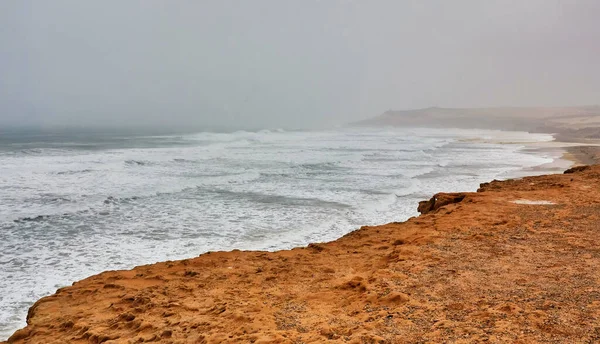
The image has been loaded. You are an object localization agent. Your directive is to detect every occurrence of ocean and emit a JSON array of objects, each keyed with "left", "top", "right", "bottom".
[{"left": 0, "top": 127, "right": 559, "bottom": 338}]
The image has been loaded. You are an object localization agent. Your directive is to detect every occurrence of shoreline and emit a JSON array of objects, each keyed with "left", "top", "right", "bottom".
[
  {"left": 563, "top": 144, "right": 600, "bottom": 165},
  {"left": 5, "top": 165, "right": 600, "bottom": 343},
  {"left": 550, "top": 131, "right": 600, "bottom": 166},
  {"left": 517, "top": 134, "right": 600, "bottom": 177},
  {"left": 0, "top": 128, "right": 575, "bottom": 338},
  {"left": 2, "top": 129, "right": 600, "bottom": 343}
]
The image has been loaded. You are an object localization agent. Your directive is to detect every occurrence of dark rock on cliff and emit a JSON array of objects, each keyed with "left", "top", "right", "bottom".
[
  {"left": 417, "top": 193, "right": 467, "bottom": 214},
  {"left": 564, "top": 165, "right": 591, "bottom": 174}
]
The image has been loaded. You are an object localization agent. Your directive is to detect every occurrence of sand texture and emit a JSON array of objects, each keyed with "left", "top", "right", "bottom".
[{"left": 5, "top": 166, "right": 600, "bottom": 343}]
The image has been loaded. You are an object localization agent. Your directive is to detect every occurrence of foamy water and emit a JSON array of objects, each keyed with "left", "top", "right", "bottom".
[{"left": 0, "top": 127, "right": 556, "bottom": 338}]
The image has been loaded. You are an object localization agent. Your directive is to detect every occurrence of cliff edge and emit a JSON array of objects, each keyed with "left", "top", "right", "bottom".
[{"left": 5, "top": 166, "right": 600, "bottom": 343}]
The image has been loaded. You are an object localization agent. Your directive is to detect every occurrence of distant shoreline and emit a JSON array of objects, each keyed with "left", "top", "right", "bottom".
[
  {"left": 508, "top": 134, "right": 600, "bottom": 179},
  {"left": 562, "top": 144, "right": 600, "bottom": 165},
  {"left": 355, "top": 105, "right": 600, "bottom": 171},
  {"left": 355, "top": 106, "right": 600, "bottom": 140}
]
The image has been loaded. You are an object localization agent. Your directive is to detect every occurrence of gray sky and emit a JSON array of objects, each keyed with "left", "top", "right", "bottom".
[{"left": 1, "top": 0, "right": 599, "bottom": 130}]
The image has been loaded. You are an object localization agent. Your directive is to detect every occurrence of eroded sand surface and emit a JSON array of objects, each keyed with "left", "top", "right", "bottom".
[{"left": 5, "top": 166, "right": 600, "bottom": 343}]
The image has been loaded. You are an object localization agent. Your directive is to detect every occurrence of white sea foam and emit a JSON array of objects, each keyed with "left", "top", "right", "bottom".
[{"left": 0, "top": 127, "right": 557, "bottom": 339}]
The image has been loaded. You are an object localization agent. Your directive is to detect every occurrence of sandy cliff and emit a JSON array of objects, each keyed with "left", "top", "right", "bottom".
[{"left": 5, "top": 166, "right": 600, "bottom": 343}]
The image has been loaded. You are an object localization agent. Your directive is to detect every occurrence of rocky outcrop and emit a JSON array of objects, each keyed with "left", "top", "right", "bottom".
[
  {"left": 564, "top": 165, "right": 591, "bottom": 174},
  {"left": 417, "top": 192, "right": 466, "bottom": 214},
  {"left": 4, "top": 166, "right": 600, "bottom": 343}
]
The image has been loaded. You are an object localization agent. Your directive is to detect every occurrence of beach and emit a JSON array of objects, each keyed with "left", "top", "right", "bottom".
[
  {"left": 515, "top": 141, "right": 599, "bottom": 178},
  {"left": 564, "top": 145, "right": 600, "bottom": 166}
]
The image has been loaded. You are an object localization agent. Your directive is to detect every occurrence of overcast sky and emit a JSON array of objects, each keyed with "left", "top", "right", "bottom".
[{"left": 1, "top": 0, "right": 599, "bottom": 130}]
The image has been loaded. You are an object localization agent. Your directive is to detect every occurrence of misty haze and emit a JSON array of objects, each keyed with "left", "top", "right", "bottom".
[
  {"left": 1, "top": 1, "right": 600, "bottom": 343},
  {"left": 2, "top": 1, "right": 600, "bottom": 130}
]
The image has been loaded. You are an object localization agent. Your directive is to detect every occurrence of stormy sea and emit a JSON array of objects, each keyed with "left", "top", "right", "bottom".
[{"left": 0, "top": 127, "right": 559, "bottom": 338}]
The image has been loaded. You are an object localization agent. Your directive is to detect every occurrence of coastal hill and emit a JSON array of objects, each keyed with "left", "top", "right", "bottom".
[
  {"left": 5, "top": 165, "right": 600, "bottom": 343},
  {"left": 354, "top": 106, "right": 600, "bottom": 141}
]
